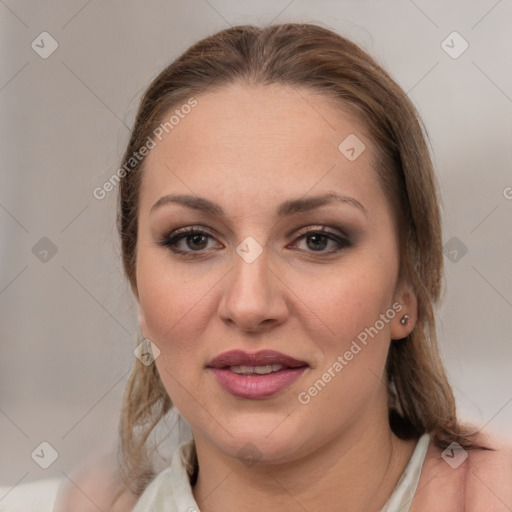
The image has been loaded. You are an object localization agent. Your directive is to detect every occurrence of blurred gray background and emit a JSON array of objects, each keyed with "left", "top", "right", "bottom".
[{"left": 1, "top": 0, "right": 511, "bottom": 490}]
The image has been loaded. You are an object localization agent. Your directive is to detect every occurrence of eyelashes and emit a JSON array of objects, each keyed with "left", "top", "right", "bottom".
[
  {"left": 157, "top": 225, "right": 222, "bottom": 258},
  {"left": 290, "top": 226, "right": 351, "bottom": 253},
  {"left": 157, "top": 224, "right": 352, "bottom": 258}
]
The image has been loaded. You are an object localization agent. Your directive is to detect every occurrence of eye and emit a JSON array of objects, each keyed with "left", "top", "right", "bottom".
[
  {"left": 291, "top": 226, "right": 350, "bottom": 254},
  {"left": 158, "top": 226, "right": 223, "bottom": 255}
]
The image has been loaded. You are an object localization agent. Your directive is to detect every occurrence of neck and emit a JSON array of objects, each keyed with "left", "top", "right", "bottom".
[{"left": 192, "top": 414, "right": 417, "bottom": 512}]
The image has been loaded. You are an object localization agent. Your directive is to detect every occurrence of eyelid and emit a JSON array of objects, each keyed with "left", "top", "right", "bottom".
[
  {"left": 157, "top": 225, "right": 220, "bottom": 248},
  {"left": 294, "top": 224, "right": 347, "bottom": 237},
  {"left": 288, "top": 225, "right": 351, "bottom": 252},
  {"left": 291, "top": 225, "right": 350, "bottom": 243},
  {"left": 157, "top": 223, "right": 351, "bottom": 256},
  {"left": 166, "top": 224, "right": 216, "bottom": 237}
]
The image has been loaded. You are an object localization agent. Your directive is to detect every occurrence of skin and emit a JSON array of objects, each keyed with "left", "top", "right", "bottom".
[{"left": 136, "top": 82, "right": 419, "bottom": 512}]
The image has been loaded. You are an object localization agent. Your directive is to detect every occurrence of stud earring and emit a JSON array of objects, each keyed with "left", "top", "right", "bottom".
[{"left": 400, "top": 314, "right": 409, "bottom": 326}]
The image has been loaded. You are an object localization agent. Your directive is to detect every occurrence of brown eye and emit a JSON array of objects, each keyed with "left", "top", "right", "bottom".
[
  {"left": 306, "top": 234, "right": 329, "bottom": 251},
  {"left": 158, "top": 226, "right": 223, "bottom": 256},
  {"left": 186, "top": 233, "right": 209, "bottom": 250},
  {"left": 291, "top": 226, "right": 351, "bottom": 254}
]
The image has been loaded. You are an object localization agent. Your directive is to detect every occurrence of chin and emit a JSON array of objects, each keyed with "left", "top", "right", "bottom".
[
  {"left": 230, "top": 437, "right": 304, "bottom": 466},
  {"left": 199, "top": 414, "right": 316, "bottom": 466}
]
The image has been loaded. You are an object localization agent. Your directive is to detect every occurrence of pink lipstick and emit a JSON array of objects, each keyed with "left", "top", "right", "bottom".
[{"left": 207, "top": 350, "right": 308, "bottom": 399}]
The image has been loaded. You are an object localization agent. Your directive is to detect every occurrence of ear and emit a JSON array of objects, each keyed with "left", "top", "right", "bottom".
[{"left": 390, "top": 281, "right": 418, "bottom": 341}]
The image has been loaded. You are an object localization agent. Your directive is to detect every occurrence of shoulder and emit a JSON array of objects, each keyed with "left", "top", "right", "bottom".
[
  {"left": 412, "top": 430, "right": 512, "bottom": 512},
  {"left": 54, "top": 440, "right": 196, "bottom": 512},
  {"left": 465, "top": 432, "right": 512, "bottom": 510},
  {"left": 53, "top": 451, "right": 138, "bottom": 512}
]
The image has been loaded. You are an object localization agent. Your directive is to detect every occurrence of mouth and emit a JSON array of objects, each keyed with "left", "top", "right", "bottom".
[
  {"left": 207, "top": 350, "right": 309, "bottom": 399},
  {"left": 228, "top": 364, "right": 290, "bottom": 375}
]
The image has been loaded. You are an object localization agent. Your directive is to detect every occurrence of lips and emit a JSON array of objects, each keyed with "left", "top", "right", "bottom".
[
  {"left": 207, "top": 350, "right": 308, "bottom": 399},
  {"left": 208, "top": 349, "right": 308, "bottom": 369}
]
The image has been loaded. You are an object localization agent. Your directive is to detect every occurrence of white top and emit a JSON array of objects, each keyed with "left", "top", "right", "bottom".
[
  {"left": 132, "top": 433, "right": 431, "bottom": 512},
  {"left": 0, "top": 478, "right": 62, "bottom": 512}
]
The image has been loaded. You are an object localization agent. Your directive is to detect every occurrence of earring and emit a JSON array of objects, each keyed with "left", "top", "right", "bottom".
[{"left": 400, "top": 314, "right": 409, "bottom": 326}]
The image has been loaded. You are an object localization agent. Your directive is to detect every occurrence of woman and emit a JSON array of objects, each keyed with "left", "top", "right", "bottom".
[{"left": 57, "top": 22, "right": 512, "bottom": 512}]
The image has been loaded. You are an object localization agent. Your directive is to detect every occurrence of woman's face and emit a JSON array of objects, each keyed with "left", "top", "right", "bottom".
[{"left": 136, "top": 83, "right": 416, "bottom": 464}]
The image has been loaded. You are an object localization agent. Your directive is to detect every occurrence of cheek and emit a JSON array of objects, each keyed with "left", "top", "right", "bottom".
[
  {"left": 137, "top": 249, "right": 217, "bottom": 339},
  {"left": 137, "top": 260, "right": 213, "bottom": 406},
  {"left": 136, "top": 253, "right": 226, "bottom": 407},
  {"left": 291, "top": 254, "right": 399, "bottom": 418},
  {"left": 293, "top": 267, "right": 396, "bottom": 429},
  {"left": 291, "top": 252, "right": 398, "bottom": 342}
]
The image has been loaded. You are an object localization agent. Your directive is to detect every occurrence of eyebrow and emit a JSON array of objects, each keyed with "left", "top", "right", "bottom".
[{"left": 150, "top": 192, "right": 367, "bottom": 217}]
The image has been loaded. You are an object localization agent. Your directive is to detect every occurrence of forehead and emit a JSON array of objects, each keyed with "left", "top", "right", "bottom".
[{"left": 140, "top": 83, "right": 380, "bottom": 212}]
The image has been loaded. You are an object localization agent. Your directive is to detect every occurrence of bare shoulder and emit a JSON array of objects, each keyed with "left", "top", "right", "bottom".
[
  {"left": 412, "top": 430, "right": 512, "bottom": 512},
  {"left": 53, "top": 450, "right": 139, "bottom": 512},
  {"left": 466, "top": 431, "right": 512, "bottom": 510}
]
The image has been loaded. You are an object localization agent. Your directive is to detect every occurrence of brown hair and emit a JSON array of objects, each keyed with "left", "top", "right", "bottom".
[{"left": 116, "top": 22, "right": 486, "bottom": 498}]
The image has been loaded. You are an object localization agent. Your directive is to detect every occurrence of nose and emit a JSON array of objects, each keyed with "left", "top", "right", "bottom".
[{"left": 217, "top": 249, "right": 289, "bottom": 333}]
